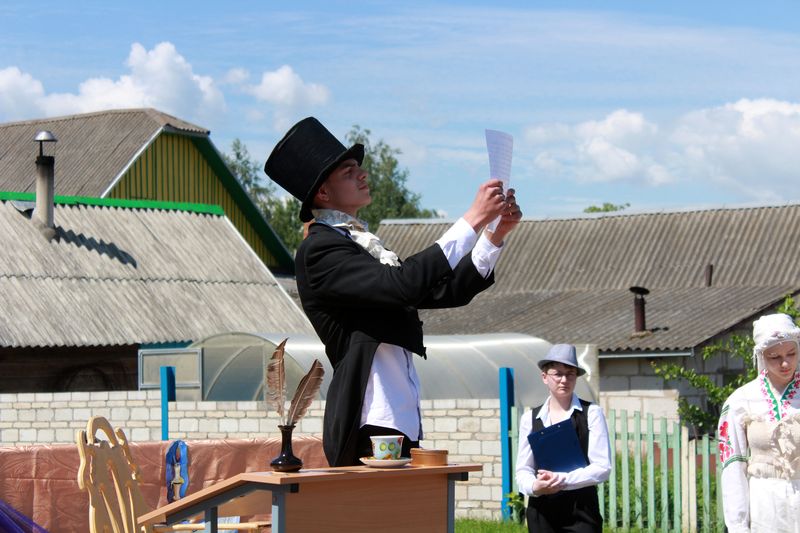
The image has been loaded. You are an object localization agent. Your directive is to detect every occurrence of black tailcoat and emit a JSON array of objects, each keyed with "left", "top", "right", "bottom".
[{"left": 295, "top": 223, "right": 495, "bottom": 466}]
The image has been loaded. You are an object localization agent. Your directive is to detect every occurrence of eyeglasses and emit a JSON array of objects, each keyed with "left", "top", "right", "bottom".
[{"left": 546, "top": 371, "right": 578, "bottom": 381}]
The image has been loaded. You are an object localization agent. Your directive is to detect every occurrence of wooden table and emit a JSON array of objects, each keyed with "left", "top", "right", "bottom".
[{"left": 138, "top": 463, "right": 482, "bottom": 533}]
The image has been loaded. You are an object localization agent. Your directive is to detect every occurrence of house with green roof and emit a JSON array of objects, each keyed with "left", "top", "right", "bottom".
[
  {"left": 0, "top": 108, "right": 293, "bottom": 273},
  {"left": 0, "top": 191, "right": 313, "bottom": 393}
]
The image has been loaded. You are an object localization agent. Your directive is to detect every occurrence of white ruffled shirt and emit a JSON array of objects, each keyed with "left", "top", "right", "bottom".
[
  {"left": 312, "top": 209, "right": 503, "bottom": 440},
  {"left": 515, "top": 393, "right": 612, "bottom": 496}
]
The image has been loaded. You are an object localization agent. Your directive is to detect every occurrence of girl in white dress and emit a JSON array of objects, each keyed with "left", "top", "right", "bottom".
[{"left": 718, "top": 313, "right": 800, "bottom": 533}]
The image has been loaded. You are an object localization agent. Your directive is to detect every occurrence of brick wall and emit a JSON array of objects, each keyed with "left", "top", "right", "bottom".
[{"left": 0, "top": 393, "right": 504, "bottom": 520}]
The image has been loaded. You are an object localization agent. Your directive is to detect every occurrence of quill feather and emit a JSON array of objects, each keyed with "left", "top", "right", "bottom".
[
  {"left": 265, "top": 338, "right": 288, "bottom": 425},
  {"left": 286, "top": 359, "right": 325, "bottom": 426}
]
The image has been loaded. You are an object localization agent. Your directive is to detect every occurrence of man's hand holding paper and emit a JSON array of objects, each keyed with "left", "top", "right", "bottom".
[{"left": 484, "top": 129, "right": 521, "bottom": 245}]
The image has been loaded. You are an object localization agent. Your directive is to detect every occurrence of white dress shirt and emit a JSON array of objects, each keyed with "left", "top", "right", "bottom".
[
  {"left": 359, "top": 217, "right": 503, "bottom": 440},
  {"left": 515, "top": 393, "right": 612, "bottom": 496}
]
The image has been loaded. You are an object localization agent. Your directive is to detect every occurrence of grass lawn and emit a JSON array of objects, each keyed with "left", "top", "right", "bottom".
[{"left": 455, "top": 519, "right": 527, "bottom": 532}]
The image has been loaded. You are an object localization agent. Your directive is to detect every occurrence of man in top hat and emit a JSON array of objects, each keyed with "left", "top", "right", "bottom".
[
  {"left": 515, "top": 344, "right": 611, "bottom": 532},
  {"left": 265, "top": 117, "right": 522, "bottom": 467}
]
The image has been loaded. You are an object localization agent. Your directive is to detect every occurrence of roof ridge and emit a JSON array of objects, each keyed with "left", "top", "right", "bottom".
[
  {"left": 0, "top": 272, "right": 275, "bottom": 286},
  {"left": 380, "top": 201, "right": 800, "bottom": 225},
  {"left": 0, "top": 108, "right": 208, "bottom": 134}
]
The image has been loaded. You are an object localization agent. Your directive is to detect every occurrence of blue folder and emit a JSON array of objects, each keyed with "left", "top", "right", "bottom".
[{"left": 527, "top": 419, "right": 588, "bottom": 473}]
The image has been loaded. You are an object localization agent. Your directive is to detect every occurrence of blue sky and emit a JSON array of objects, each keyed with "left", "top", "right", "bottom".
[{"left": 2, "top": 1, "right": 800, "bottom": 219}]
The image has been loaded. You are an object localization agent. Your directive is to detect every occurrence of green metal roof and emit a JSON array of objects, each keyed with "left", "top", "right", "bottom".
[{"left": 0, "top": 190, "right": 226, "bottom": 215}]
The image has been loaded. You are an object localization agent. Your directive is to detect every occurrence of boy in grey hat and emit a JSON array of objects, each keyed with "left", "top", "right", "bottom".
[{"left": 515, "top": 344, "right": 612, "bottom": 533}]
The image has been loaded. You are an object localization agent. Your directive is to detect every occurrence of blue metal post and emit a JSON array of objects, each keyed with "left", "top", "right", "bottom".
[
  {"left": 499, "top": 367, "right": 515, "bottom": 520},
  {"left": 160, "top": 366, "right": 176, "bottom": 441}
]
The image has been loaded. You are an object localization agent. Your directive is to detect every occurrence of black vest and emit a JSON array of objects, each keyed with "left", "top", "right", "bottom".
[
  {"left": 531, "top": 399, "right": 592, "bottom": 462},
  {"left": 526, "top": 399, "right": 603, "bottom": 532}
]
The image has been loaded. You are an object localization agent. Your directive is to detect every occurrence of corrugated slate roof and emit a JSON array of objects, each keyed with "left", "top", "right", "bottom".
[
  {"left": 378, "top": 205, "right": 800, "bottom": 352},
  {"left": 0, "top": 197, "right": 313, "bottom": 348},
  {"left": 417, "top": 286, "right": 792, "bottom": 352},
  {"left": 0, "top": 108, "right": 207, "bottom": 197},
  {"left": 0, "top": 108, "right": 295, "bottom": 272}
]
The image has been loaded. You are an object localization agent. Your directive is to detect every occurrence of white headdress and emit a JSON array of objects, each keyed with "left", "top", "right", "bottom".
[{"left": 752, "top": 313, "right": 800, "bottom": 372}]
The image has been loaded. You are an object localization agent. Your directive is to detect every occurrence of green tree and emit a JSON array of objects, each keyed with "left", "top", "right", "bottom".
[
  {"left": 223, "top": 138, "right": 304, "bottom": 251},
  {"left": 346, "top": 125, "right": 438, "bottom": 231},
  {"left": 224, "top": 139, "right": 271, "bottom": 200},
  {"left": 652, "top": 295, "right": 800, "bottom": 435},
  {"left": 583, "top": 202, "right": 630, "bottom": 213},
  {"left": 265, "top": 196, "right": 303, "bottom": 252}
]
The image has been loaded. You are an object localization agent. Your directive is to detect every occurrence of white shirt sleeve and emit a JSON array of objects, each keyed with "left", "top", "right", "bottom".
[
  {"left": 515, "top": 410, "right": 537, "bottom": 496},
  {"left": 719, "top": 400, "right": 750, "bottom": 533},
  {"left": 435, "top": 217, "right": 478, "bottom": 270},
  {"left": 557, "top": 404, "right": 612, "bottom": 490},
  {"left": 435, "top": 217, "right": 503, "bottom": 277},
  {"left": 471, "top": 233, "right": 503, "bottom": 278}
]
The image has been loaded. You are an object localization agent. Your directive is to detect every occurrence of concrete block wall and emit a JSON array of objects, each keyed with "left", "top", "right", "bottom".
[
  {"left": 0, "top": 393, "right": 504, "bottom": 520},
  {"left": 0, "top": 391, "right": 163, "bottom": 444},
  {"left": 598, "top": 358, "right": 681, "bottom": 428},
  {"left": 597, "top": 331, "right": 753, "bottom": 431}
]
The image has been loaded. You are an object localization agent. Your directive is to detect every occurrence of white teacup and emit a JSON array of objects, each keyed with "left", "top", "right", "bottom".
[{"left": 370, "top": 435, "right": 404, "bottom": 460}]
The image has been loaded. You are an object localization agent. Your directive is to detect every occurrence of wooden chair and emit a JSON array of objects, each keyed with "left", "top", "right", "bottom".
[{"left": 76, "top": 416, "right": 270, "bottom": 532}]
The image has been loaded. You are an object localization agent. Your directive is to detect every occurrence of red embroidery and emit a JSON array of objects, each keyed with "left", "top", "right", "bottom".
[
  {"left": 718, "top": 441, "right": 732, "bottom": 463},
  {"left": 717, "top": 420, "right": 732, "bottom": 463}
]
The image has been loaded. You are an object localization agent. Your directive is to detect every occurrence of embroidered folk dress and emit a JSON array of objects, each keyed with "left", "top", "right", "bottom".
[{"left": 718, "top": 370, "right": 800, "bottom": 533}]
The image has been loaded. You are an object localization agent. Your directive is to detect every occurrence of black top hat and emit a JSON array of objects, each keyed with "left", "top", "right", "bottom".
[{"left": 264, "top": 117, "right": 365, "bottom": 222}]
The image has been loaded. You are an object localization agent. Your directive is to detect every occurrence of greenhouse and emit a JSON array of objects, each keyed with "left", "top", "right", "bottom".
[{"left": 139, "top": 332, "right": 598, "bottom": 406}]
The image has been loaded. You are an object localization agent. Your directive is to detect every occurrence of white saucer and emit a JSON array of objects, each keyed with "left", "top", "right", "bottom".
[{"left": 360, "top": 456, "right": 412, "bottom": 468}]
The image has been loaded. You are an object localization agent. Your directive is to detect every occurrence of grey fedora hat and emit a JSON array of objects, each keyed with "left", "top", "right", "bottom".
[{"left": 537, "top": 344, "right": 586, "bottom": 376}]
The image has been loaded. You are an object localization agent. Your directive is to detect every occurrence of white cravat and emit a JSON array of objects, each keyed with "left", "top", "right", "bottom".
[{"left": 311, "top": 209, "right": 401, "bottom": 266}]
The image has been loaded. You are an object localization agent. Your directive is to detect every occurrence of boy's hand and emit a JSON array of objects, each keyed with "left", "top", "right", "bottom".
[
  {"left": 463, "top": 179, "right": 507, "bottom": 232},
  {"left": 485, "top": 187, "right": 521, "bottom": 246},
  {"left": 532, "top": 469, "right": 565, "bottom": 496}
]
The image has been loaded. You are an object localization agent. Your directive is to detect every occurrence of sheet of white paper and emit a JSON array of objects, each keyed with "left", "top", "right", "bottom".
[{"left": 485, "top": 129, "right": 513, "bottom": 232}]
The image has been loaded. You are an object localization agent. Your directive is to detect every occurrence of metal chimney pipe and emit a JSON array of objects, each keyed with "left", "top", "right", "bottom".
[
  {"left": 34, "top": 154, "right": 55, "bottom": 229},
  {"left": 704, "top": 264, "right": 714, "bottom": 287},
  {"left": 629, "top": 286, "right": 650, "bottom": 333},
  {"left": 33, "top": 131, "right": 57, "bottom": 236}
]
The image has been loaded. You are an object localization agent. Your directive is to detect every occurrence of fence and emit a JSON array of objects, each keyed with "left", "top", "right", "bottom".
[{"left": 509, "top": 407, "right": 724, "bottom": 532}]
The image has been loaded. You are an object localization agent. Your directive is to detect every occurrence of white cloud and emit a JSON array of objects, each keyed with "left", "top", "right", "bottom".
[
  {"left": 386, "top": 136, "right": 428, "bottom": 167},
  {"left": 247, "top": 65, "right": 329, "bottom": 107},
  {"left": 670, "top": 98, "right": 800, "bottom": 200},
  {"left": 579, "top": 137, "right": 642, "bottom": 181},
  {"left": 575, "top": 109, "right": 657, "bottom": 141},
  {"left": 524, "top": 124, "right": 573, "bottom": 144},
  {"left": 0, "top": 42, "right": 225, "bottom": 123},
  {"left": 526, "top": 99, "right": 800, "bottom": 199},
  {"left": 244, "top": 65, "right": 330, "bottom": 130},
  {"left": 0, "top": 67, "right": 46, "bottom": 120},
  {"left": 222, "top": 67, "right": 250, "bottom": 85},
  {"left": 527, "top": 109, "right": 667, "bottom": 185}
]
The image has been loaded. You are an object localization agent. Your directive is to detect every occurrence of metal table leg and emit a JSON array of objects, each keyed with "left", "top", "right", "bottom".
[{"left": 447, "top": 472, "right": 470, "bottom": 533}]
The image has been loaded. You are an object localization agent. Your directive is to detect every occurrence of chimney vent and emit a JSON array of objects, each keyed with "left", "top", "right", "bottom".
[
  {"left": 629, "top": 286, "right": 649, "bottom": 333},
  {"left": 704, "top": 264, "right": 714, "bottom": 287},
  {"left": 33, "top": 130, "right": 57, "bottom": 238}
]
